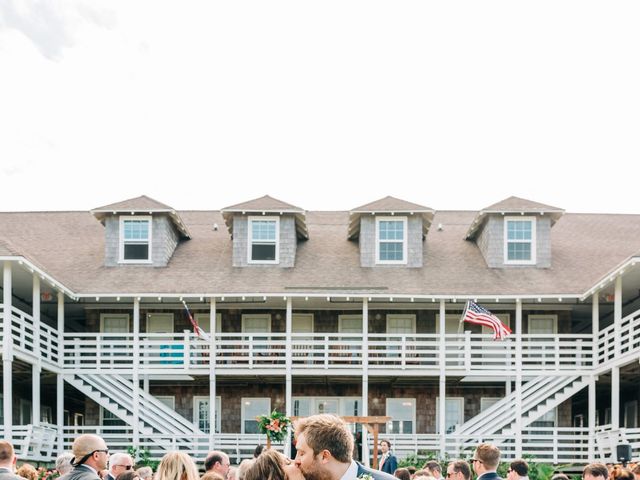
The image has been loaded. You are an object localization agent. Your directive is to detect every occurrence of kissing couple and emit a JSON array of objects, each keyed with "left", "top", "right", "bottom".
[{"left": 245, "top": 414, "right": 395, "bottom": 480}]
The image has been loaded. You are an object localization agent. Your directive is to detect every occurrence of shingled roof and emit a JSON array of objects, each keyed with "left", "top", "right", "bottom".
[
  {"left": 348, "top": 196, "right": 435, "bottom": 239},
  {"left": 221, "top": 195, "right": 308, "bottom": 239},
  {"left": 91, "top": 195, "right": 191, "bottom": 238},
  {"left": 465, "top": 196, "right": 564, "bottom": 239},
  {"left": 1, "top": 204, "right": 639, "bottom": 298}
]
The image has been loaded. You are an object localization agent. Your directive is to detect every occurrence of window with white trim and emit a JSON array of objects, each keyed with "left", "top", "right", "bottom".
[
  {"left": 376, "top": 217, "right": 407, "bottom": 264},
  {"left": 386, "top": 398, "right": 415, "bottom": 434},
  {"left": 248, "top": 216, "right": 279, "bottom": 263},
  {"left": 436, "top": 397, "right": 465, "bottom": 434},
  {"left": 504, "top": 217, "right": 536, "bottom": 264},
  {"left": 242, "top": 397, "right": 270, "bottom": 433},
  {"left": 120, "top": 216, "right": 152, "bottom": 263},
  {"left": 194, "top": 396, "right": 221, "bottom": 433}
]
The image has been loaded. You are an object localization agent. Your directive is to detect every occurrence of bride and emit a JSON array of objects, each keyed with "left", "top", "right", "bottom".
[{"left": 244, "top": 449, "right": 305, "bottom": 480}]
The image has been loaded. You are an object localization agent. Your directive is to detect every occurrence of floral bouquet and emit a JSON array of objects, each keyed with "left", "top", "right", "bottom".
[{"left": 256, "top": 410, "right": 291, "bottom": 445}]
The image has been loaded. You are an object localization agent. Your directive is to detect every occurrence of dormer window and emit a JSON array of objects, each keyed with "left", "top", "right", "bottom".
[
  {"left": 248, "top": 216, "right": 279, "bottom": 264},
  {"left": 376, "top": 216, "right": 407, "bottom": 264},
  {"left": 504, "top": 216, "right": 536, "bottom": 265},
  {"left": 120, "top": 216, "right": 152, "bottom": 263}
]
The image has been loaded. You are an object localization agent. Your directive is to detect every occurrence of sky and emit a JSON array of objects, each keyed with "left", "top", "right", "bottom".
[{"left": 1, "top": 1, "right": 639, "bottom": 214}]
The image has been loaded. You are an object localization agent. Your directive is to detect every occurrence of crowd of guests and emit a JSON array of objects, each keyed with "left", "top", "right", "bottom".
[{"left": 1, "top": 415, "right": 639, "bottom": 480}]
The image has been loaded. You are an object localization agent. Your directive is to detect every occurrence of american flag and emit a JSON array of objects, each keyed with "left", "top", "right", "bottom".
[
  {"left": 461, "top": 301, "right": 512, "bottom": 340},
  {"left": 183, "top": 300, "right": 210, "bottom": 340}
]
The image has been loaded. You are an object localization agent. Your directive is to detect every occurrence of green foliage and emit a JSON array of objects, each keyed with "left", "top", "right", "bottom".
[{"left": 128, "top": 447, "right": 159, "bottom": 471}]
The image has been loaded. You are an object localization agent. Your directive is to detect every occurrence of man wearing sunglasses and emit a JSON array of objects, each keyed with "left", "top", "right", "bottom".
[
  {"left": 63, "top": 434, "right": 110, "bottom": 480},
  {"left": 471, "top": 443, "right": 503, "bottom": 480},
  {"left": 105, "top": 453, "right": 134, "bottom": 480}
]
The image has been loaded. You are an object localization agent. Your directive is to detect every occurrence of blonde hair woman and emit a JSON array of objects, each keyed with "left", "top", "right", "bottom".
[{"left": 156, "top": 452, "right": 200, "bottom": 480}]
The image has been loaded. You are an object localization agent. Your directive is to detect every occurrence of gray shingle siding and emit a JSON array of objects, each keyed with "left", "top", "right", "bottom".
[
  {"left": 104, "top": 215, "right": 179, "bottom": 267},
  {"left": 359, "top": 215, "right": 423, "bottom": 268},
  {"left": 232, "top": 215, "right": 296, "bottom": 267},
  {"left": 476, "top": 215, "right": 551, "bottom": 268}
]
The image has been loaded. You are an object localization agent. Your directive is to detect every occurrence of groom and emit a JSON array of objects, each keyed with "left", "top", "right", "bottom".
[{"left": 293, "top": 414, "right": 396, "bottom": 480}]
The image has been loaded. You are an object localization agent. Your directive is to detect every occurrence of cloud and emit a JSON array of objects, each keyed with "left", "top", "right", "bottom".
[{"left": 0, "top": 0, "right": 116, "bottom": 60}]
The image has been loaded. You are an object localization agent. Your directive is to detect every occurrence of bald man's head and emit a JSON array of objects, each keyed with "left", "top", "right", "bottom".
[{"left": 72, "top": 434, "right": 109, "bottom": 471}]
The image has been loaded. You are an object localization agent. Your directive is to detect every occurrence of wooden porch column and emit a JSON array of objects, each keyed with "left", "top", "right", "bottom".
[
  {"left": 32, "top": 274, "right": 41, "bottom": 426},
  {"left": 209, "top": 298, "right": 217, "bottom": 449},
  {"left": 611, "top": 366, "right": 620, "bottom": 429},
  {"left": 57, "top": 291, "right": 65, "bottom": 453},
  {"left": 3, "top": 261, "right": 13, "bottom": 440},
  {"left": 362, "top": 298, "right": 369, "bottom": 466},
  {"left": 438, "top": 299, "right": 446, "bottom": 458},
  {"left": 514, "top": 299, "right": 523, "bottom": 457},
  {"left": 132, "top": 297, "right": 140, "bottom": 448},
  {"left": 588, "top": 375, "right": 597, "bottom": 460},
  {"left": 285, "top": 297, "right": 293, "bottom": 457},
  {"left": 614, "top": 277, "right": 622, "bottom": 358}
]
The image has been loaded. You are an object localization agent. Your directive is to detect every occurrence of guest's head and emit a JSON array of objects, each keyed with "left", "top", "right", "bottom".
[
  {"left": 406, "top": 466, "right": 417, "bottom": 476},
  {"left": 253, "top": 445, "right": 264, "bottom": 458},
  {"left": 204, "top": 451, "right": 230, "bottom": 479},
  {"left": 611, "top": 469, "right": 635, "bottom": 480},
  {"left": 294, "top": 414, "right": 354, "bottom": 480},
  {"left": 237, "top": 460, "right": 254, "bottom": 480},
  {"left": 157, "top": 451, "right": 200, "bottom": 480},
  {"left": 56, "top": 453, "right": 75, "bottom": 475},
  {"left": 583, "top": 464, "right": 609, "bottom": 480},
  {"left": 424, "top": 461, "right": 442, "bottom": 479},
  {"left": 0, "top": 441, "right": 17, "bottom": 470},
  {"left": 16, "top": 464, "right": 37, "bottom": 480},
  {"left": 201, "top": 473, "right": 225, "bottom": 480},
  {"left": 472, "top": 443, "right": 500, "bottom": 475},
  {"left": 447, "top": 461, "right": 472, "bottom": 480},
  {"left": 394, "top": 468, "right": 411, "bottom": 480},
  {"left": 551, "top": 474, "right": 570, "bottom": 480},
  {"left": 72, "top": 434, "right": 110, "bottom": 472},
  {"left": 117, "top": 471, "right": 140, "bottom": 480},
  {"left": 631, "top": 464, "right": 640, "bottom": 480},
  {"left": 137, "top": 467, "right": 153, "bottom": 480},
  {"left": 508, "top": 460, "right": 529, "bottom": 480},
  {"left": 109, "top": 453, "right": 134, "bottom": 479},
  {"left": 380, "top": 440, "right": 391, "bottom": 454}
]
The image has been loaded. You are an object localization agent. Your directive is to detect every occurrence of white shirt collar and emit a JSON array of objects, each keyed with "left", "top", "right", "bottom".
[
  {"left": 340, "top": 460, "right": 359, "bottom": 480},
  {"left": 80, "top": 465, "right": 99, "bottom": 475}
]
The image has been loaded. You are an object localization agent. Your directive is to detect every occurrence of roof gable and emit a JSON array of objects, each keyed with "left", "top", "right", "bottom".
[
  {"left": 348, "top": 196, "right": 435, "bottom": 239},
  {"left": 221, "top": 195, "right": 308, "bottom": 239},
  {"left": 91, "top": 195, "right": 190, "bottom": 238},
  {"left": 465, "top": 196, "right": 564, "bottom": 240}
]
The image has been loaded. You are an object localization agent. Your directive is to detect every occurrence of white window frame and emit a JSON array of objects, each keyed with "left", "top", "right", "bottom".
[
  {"left": 480, "top": 397, "right": 500, "bottom": 412},
  {"left": 375, "top": 216, "right": 408, "bottom": 265},
  {"left": 386, "top": 314, "right": 416, "bottom": 334},
  {"left": 293, "top": 313, "right": 314, "bottom": 333},
  {"left": 100, "top": 313, "right": 130, "bottom": 333},
  {"left": 241, "top": 314, "right": 272, "bottom": 333},
  {"left": 504, "top": 216, "right": 536, "bottom": 265},
  {"left": 528, "top": 314, "right": 558, "bottom": 334},
  {"left": 435, "top": 314, "right": 465, "bottom": 334},
  {"left": 146, "top": 313, "right": 175, "bottom": 333},
  {"left": 195, "top": 313, "right": 222, "bottom": 333},
  {"left": 241, "top": 397, "right": 271, "bottom": 434},
  {"left": 386, "top": 398, "right": 416, "bottom": 434},
  {"left": 247, "top": 216, "right": 280, "bottom": 264},
  {"left": 41, "top": 405, "right": 53, "bottom": 424},
  {"left": 624, "top": 400, "right": 638, "bottom": 428},
  {"left": 338, "top": 314, "right": 363, "bottom": 333},
  {"left": 436, "top": 397, "right": 465, "bottom": 434},
  {"left": 194, "top": 396, "right": 221, "bottom": 433},
  {"left": 119, "top": 216, "right": 153, "bottom": 264},
  {"left": 155, "top": 395, "right": 176, "bottom": 410}
]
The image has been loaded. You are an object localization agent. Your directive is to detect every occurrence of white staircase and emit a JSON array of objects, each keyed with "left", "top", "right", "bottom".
[
  {"left": 66, "top": 374, "right": 203, "bottom": 447},
  {"left": 454, "top": 375, "right": 589, "bottom": 438}
]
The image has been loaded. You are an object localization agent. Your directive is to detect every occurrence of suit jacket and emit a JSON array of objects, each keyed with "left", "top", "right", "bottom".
[
  {"left": 59, "top": 465, "right": 101, "bottom": 480},
  {"left": 0, "top": 467, "right": 26, "bottom": 480},
  {"left": 477, "top": 472, "right": 504, "bottom": 480},
  {"left": 379, "top": 453, "right": 398, "bottom": 475},
  {"left": 357, "top": 462, "right": 397, "bottom": 480}
]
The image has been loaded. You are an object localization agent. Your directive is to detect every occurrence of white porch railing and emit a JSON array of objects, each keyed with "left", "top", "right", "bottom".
[
  {"left": 12, "top": 423, "right": 58, "bottom": 461},
  {"left": 597, "top": 307, "right": 640, "bottom": 365},
  {"left": 0, "top": 306, "right": 61, "bottom": 366},
  {"left": 60, "top": 331, "right": 595, "bottom": 372}
]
